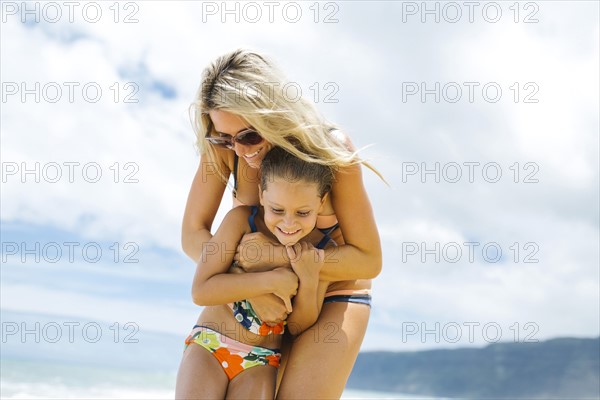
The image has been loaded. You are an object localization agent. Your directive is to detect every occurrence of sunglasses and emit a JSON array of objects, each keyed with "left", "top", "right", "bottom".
[{"left": 205, "top": 125, "right": 264, "bottom": 149}]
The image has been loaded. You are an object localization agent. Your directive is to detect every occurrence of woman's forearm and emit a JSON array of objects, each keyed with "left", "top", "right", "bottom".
[
  {"left": 245, "top": 241, "right": 382, "bottom": 282},
  {"left": 182, "top": 228, "right": 213, "bottom": 263},
  {"left": 320, "top": 243, "right": 382, "bottom": 281}
]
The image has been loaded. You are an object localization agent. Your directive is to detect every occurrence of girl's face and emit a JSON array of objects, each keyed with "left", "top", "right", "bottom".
[
  {"left": 259, "top": 177, "right": 326, "bottom": 246},
  {"left": 208, "top": 109, "right": 273, "bottom": 169}
]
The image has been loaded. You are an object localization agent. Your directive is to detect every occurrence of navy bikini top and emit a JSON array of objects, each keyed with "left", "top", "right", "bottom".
[{"left": 233, "top": 154, "right": 240, "bottom": 197}]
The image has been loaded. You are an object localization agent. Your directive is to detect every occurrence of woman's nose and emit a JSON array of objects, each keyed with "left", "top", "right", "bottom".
[{"left": 233, "top": 142, "right": 251, "bottom": 155}]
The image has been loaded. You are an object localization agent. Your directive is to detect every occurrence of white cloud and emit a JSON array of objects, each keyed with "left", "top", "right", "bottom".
[{"left": 1, "top": 1, "right": 598, "bottom": 356}]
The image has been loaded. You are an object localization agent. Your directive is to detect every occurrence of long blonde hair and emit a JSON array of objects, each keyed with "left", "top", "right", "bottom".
[{"left": 189, "top": 48, "right": 381, "bottom": 181}]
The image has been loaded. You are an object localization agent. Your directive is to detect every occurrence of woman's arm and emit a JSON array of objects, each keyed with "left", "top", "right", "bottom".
[
  {"left": 319, "top": 131, "right": 382, "bottom": 281},
  {"left": 192, "top": 207, "right": 298, "bottom": 311},
  {"left": 321, "top": 160, "right": 382, "bottom": 281},
  {"left": 181, "top": 148, "right": 231, "bottom": 263}
]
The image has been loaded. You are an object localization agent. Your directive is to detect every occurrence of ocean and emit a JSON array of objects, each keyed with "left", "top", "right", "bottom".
[
  {"left": 0, "top": 311, "right": 439, "bottom": 399},
  {"left": 1, "top": 358, "right": 430, "bottom": 399}
]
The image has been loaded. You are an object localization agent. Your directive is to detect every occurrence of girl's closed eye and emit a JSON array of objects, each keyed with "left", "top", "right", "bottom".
[
  {"left": 271, "top": 208, "right": 284, "bottom": 214},
  {"left": 297, "top": 211, "right": 311, "bottom": 217}
]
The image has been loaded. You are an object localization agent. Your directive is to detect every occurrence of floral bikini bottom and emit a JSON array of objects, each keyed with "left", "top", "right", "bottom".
[{"left": 184, "top": 325, "right": 281, "bottom": 381}]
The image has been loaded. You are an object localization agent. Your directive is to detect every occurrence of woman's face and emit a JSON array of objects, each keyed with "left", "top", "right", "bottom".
[
  {"left": 208, "top": 109, "right": 272, "bottom": 169},
  {"left": 260, "top": 177, "right": 325, "bottom": 246}
]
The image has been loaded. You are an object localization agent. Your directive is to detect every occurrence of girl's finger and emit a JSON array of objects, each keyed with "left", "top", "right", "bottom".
[{"left": 286, "top": 245, "right": 296, "bottom": 260}]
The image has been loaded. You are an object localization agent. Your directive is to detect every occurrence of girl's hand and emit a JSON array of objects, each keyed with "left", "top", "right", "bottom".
[
  {"left": 234, "top": 232, "right": 287, "bottom": 271},
  {"left": 270, "top": 267, "right": 299, "bottom": 313},
  {"left": 285, "top": 242, "right": 325, "bottom": 283},
  {"left": 246, "top": 294, "right": 290, "bottom": 325}
]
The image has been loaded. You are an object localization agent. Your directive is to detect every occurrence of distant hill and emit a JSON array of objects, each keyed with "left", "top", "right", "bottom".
[{"left": 347, "top": 337, "right": 600, "bottom": 399}]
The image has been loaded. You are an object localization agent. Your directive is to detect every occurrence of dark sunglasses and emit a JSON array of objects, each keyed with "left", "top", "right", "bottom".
[{"left": 205, "top": 125, "right": 264, "bottom": 149}]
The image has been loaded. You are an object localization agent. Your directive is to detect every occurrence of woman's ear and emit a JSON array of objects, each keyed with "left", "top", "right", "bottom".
[
  {"left": 318, "top": 192, "right": 329, "bottom": 212},
  {"left": 258, "top": 184, "right": 264, "bottom": 205}
]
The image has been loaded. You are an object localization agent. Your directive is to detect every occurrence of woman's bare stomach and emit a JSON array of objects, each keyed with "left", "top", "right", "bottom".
[{"left": 326, "top": 279, "right": 371, "bottom": 293}]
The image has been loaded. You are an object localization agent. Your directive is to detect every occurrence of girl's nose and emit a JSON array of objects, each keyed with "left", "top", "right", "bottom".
[{"left": 283, "top": 214, "right": 296, "bottom": 227}]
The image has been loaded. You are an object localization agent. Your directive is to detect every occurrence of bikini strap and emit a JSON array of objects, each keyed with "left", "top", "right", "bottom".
[
  {"left": 248, "top": 205, "right": 259, "bottom": 233},
  {"left": 233, "top": 154, "right": 239, "bottom": 194},
  {"left": 315, "top": 223, "right": 339, "bottom": 249}
]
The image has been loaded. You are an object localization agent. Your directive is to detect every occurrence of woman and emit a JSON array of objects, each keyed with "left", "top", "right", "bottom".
[{"left": 179, "top": 49, "right": 381, "bottom": 399}]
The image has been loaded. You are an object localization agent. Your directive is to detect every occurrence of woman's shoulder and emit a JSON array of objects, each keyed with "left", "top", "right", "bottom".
[
  {"left": 202, "top": 144, "right": 236, "bottom": 172},
  {"left": 328, "top": 128, "right": 346, "bottom": 143},
  {"left": 216, "top": 146, "right": 236, "bottom": 171},
  {"left": 328, "top": 128, "right": 356, "bottom": 152}
]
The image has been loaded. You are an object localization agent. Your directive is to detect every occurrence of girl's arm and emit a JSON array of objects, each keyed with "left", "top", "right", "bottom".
[
  {"left": 192, "top": 207, "right": 298, "bottom": 311},
  {"left": 286, "top": 280, "right": 329, "bottom": 336},
  {"left": 182, "top": 148, "right": 231, "bottom": 263},
  {"left": 182, "top": 149, "right": 294, "bottom": 320},
  {"left": 284, "top": 242, "right": 329, "bottom": 336}
]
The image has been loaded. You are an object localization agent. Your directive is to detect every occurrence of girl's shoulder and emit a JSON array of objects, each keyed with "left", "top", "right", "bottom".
[
  {"left": 223, "top": 205, "right": 255, "bottom": 228},
  {"left": 226, "top": 204, "right": 255, "bottom": 216}
]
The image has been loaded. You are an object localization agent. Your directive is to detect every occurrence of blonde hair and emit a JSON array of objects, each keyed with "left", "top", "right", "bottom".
[{"left": 189, "top": 48, "right": 381, "bottom": 182}]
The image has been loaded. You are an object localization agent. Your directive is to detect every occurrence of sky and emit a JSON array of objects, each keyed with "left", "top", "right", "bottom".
[{"left": 1, "top": 0, "right": 599, "bottom": 373}]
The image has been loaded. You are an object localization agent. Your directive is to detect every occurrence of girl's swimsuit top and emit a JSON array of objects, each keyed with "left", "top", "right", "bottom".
[{"left": 229, "top": 206, "right": 338, "bottom": 336}]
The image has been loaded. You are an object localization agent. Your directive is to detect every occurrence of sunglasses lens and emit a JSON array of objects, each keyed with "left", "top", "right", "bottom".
[
  {"left": 236, "top": 130, "right": 263, "bottom": 146},
  {"left": 206, "top": 137, "right": 232, "bottom": 148},
  {"left": 206, "top": 130, "right": 263, "bottom": 148}
]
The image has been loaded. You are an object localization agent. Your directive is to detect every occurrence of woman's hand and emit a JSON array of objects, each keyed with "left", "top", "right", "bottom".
[
  {"left": 269, "top": 267, "right": 299, "bottom": 313},
  {"left": 234, "top": 232, "right": 287, "bottom": 271}
]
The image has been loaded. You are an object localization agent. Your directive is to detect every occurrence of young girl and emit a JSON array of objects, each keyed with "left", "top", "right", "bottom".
[{"left": 176, "top": 147, "right": 336, "bottom": 399}]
